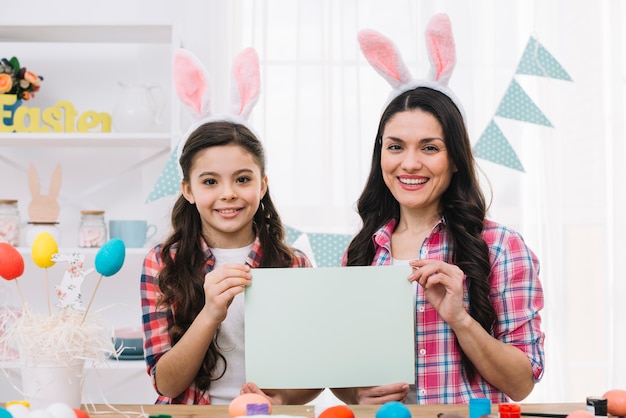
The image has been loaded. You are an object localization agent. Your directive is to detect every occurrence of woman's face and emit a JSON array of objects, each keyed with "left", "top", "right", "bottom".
[
  {"left": 181, "top": 144, "right": 268, "bottom": 248},
  {"left": 380, "top": 109, "right": 456, "bottom": 216}
]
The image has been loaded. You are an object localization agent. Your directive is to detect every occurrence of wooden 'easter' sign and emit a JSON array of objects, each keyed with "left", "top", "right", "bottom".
[{"left": 0, "top": 94, "right": 111, "bottom": 133}]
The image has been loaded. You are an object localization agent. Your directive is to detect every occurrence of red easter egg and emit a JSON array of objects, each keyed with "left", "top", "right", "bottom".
[
  {"left": 228, "top": 393, "right": 271, "bottom": 418},
  {"left": 73, "top": 408, "right": 90, "bottom": 418},
  {"left": 0, "top": 242, "right": 25, "bottom": 280},
  {"left": 319, "top": 405, "right": 355, "bottom": 418},
  {"left": 603, "top": 388, "right": 626, "bottom": 416}
]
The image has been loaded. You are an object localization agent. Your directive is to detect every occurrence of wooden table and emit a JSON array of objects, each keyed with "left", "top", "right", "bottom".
[{"left": 76, "top": 403, "right": 587, "bottom": 418}]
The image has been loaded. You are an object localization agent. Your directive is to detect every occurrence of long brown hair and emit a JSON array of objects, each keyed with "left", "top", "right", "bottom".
[
  {"left": 157, "top": 121, "right": 297, "bottom": 391},
  {"left": 345, "top": 87, "right": 496, "bottom": 382}
]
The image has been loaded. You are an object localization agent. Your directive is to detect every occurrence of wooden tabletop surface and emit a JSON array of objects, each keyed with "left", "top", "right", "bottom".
[{"left": 73, "top": 402, "right": 587, "bottom": 418}]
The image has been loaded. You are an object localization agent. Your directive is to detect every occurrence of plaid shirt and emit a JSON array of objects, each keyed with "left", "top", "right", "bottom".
[
  {"left": 368, "top": 218, "right": 544, "bottom": 404},
  {"left": 140, "top": 236, "right": 311, "bottom": 404}
]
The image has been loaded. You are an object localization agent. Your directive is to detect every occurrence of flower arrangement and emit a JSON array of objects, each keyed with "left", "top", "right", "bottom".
[{"left": 0, "top": 56, "right": 44, "bottom": 101}]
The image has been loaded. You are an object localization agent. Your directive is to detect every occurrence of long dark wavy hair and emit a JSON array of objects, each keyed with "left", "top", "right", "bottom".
[
  {"left": 157, "top": 121, "right": 297, "bottom": 391},
  {"left": 345, "top": 87, "right": 496, "bottom": 382}
]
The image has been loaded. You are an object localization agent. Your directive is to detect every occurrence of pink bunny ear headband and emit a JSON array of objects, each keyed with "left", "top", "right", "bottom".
[
  {"left": 173, "top": 47, "right": 261, "bottom": 169},
  {"left": 357, "top": 13, "right": 466, "bottom": 122}
]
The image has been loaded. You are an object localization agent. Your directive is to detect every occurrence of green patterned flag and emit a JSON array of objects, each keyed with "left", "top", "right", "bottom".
[
  {"left": 474, "top": 120, "right": 525, "bottom": 172},
  {"left": 516, "top": 37, "right": 572, "bottom": 81},
  {"left": 146, "top": 146, "right": 182, "bottom": 203},
  {"left": 284, "top": 225, "right": 303, "bottom": 246},
  {"left": 307, "top": 232, "right": 352, "bottom": 267},
  {"left": 496, "top": 79, "right": 552, "bottom": 127}
]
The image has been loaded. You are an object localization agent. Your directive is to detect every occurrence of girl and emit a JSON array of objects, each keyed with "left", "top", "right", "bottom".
[{"left": 141, "top": 48, "right": 322, "bottom": 405}]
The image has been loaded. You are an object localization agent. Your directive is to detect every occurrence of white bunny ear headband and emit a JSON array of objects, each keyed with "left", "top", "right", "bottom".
[
  {"left": 357, "top": 13, "right": 466, "bottom": 122},
  {"left": 173, "top": 47, "right": 261, "bottom": 168}
]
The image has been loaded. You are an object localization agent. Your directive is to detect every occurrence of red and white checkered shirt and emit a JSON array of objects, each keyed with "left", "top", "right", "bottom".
[
  {"left": 355, "top": 217, "right": 544, "bottom": 404},
  {"left": 140, "top": 236, "right": 311, "bottom": 404}
]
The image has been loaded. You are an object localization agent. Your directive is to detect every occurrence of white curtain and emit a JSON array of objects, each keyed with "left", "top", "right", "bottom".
[{"left": 190, "top": 0, "right": 626, "bottom": 403}]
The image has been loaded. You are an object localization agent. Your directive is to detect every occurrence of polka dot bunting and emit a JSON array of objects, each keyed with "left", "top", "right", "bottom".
[
  {"left": 285, "top": 225, "right": 303, "bottom": 246},
  {"left": 473, "top": 120, "right": 524, "bottom": 172},
  {"left": 145, "top": 146, "right": 182, "bottom": 203},
  {"left": 307, "top": 232, "right": 352, "bottom": 268},
  {"left": 472, "top": 36, "right": 571, "bottom": 172},
  {"left": 495, "top": 79, "right": 552, "bottom": 127},
  {"left": 516, "top": 36, "right": 572, "bottom": 81}
]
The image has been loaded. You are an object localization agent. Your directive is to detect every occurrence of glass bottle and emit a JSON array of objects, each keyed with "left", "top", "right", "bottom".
[
  {"left": 78, "top": 210, "right": 107, "bottom": 248},
  {"left": 0, "top": 199, "right": 21, "bottom": 246}
]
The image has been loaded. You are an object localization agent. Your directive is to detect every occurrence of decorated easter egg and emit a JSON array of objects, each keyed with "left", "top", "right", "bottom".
[
  {"left": 376, "top": 401, "right": 412, "bottom": 418},
  {"left": 95, "top": 238, "right": 126, "bottom": 277},
  {"left": 46, "top": 403, "right": 76, "bottom": 418},
  {"left": 603, "top": 389, "right": 626, "bottom": 416},
  {"left": 5, "top": 403, "right": 30, "bottom": 418},
  {"left": 228, "top": 393, "right": 271, "bottom": 418},
  {"left": 72, "top": 408, "right": 90, "bottom": 418},
  {"left": 31, "top": 232, "right": 58, "bottom": 268},
  {"left": 565, "top": 411, "right": 594, "bottom": 418},
  {"left": 0, "top": 406, "right": 13, "bottom": 418},
  {"left": 0, "top": 242, "right": 25, "bottom": 280},
  {"left": 319, "top": 405, "right": 355, "bottom": 418}
]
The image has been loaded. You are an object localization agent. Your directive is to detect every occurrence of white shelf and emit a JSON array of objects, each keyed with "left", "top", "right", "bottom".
[
  {"left": 0, "top": 133, "right": 171, "bottom": 148},
  {"left": 0, "top": 24, "right": 173, "bottom": 44}
]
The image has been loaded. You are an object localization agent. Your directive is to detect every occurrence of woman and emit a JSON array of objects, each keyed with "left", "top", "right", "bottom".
[{"left": 332, "top": 86, "right": 545, "bottom": 404}]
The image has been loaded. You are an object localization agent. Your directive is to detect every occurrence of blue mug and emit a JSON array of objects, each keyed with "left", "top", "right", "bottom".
[{"left": 108, "top": 220, "right": 157, "bottom": 248}]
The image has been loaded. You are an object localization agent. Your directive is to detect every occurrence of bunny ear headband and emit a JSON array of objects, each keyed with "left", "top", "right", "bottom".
[
  {"left": 357, "top": 13, "right": 466, "bottom": 122},
  {"left": 173, "top": 47, "right": 261, "bottom": 168}
]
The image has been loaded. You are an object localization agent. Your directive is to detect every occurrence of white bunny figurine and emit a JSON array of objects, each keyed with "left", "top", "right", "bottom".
[{"left": 52, "top": 252, "right": 94, "bottom": 310}]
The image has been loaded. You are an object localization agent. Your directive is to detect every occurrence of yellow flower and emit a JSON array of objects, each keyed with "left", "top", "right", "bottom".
[{"left": 0, "top": 73, "right": 13, "bottom": 94}]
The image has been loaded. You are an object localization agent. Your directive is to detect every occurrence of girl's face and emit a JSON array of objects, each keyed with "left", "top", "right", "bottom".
[
  {"left": 182, "top": 144, "right": 268, "bottom": 248},
  {"left": 380, "top": 109, "right": 456, "bottom": 217}
]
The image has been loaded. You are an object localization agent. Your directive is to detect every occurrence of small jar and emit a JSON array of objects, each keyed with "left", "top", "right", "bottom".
[
  {"left": 0, "top": 199, "right": 21, "bottom": 246},
  {"left": 26, "top": 222, "right": 60, "bottom": 247},
  {"left": 78, "top": 210, "right": 107, "bottom": 248}
]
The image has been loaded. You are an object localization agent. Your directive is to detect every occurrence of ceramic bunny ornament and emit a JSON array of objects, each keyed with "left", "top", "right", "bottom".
[
  {"left": 173, "top": 47, "right": 261, "bottom": 167},
  {"left": 28, "top": 163, "right": 61, "bottom": 223},
  {"left": 357, "top": 13, "right": 466, "bottom": 122}
]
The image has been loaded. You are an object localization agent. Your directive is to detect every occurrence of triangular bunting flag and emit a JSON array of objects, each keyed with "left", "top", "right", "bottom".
[
  {"left": 495, "top": 79, "right": 553, "bottom": 127},
  {"left": 145, "top": 146, "right": 183, "bottom": 203},
  {"left": 284, "top": 225, "right": 303, "bottom": 246},
  {"left": 516, "top": 37, "right": 572, "bottom": 81},
  {"left": 307, "top": 232, "right": 352, "bottom": 267},
  {"left": 473, "top": 120, "right": 525, "bottom": 172}
]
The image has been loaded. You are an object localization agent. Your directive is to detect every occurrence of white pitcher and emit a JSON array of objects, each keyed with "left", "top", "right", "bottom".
[{"left": 112, "top": 82, "right": 165, "bottom": 133}]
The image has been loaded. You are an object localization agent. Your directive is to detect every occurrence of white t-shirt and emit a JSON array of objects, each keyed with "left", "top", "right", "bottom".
[{"left": 206, "top": 244, "right": 252, "bottom": 405}]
